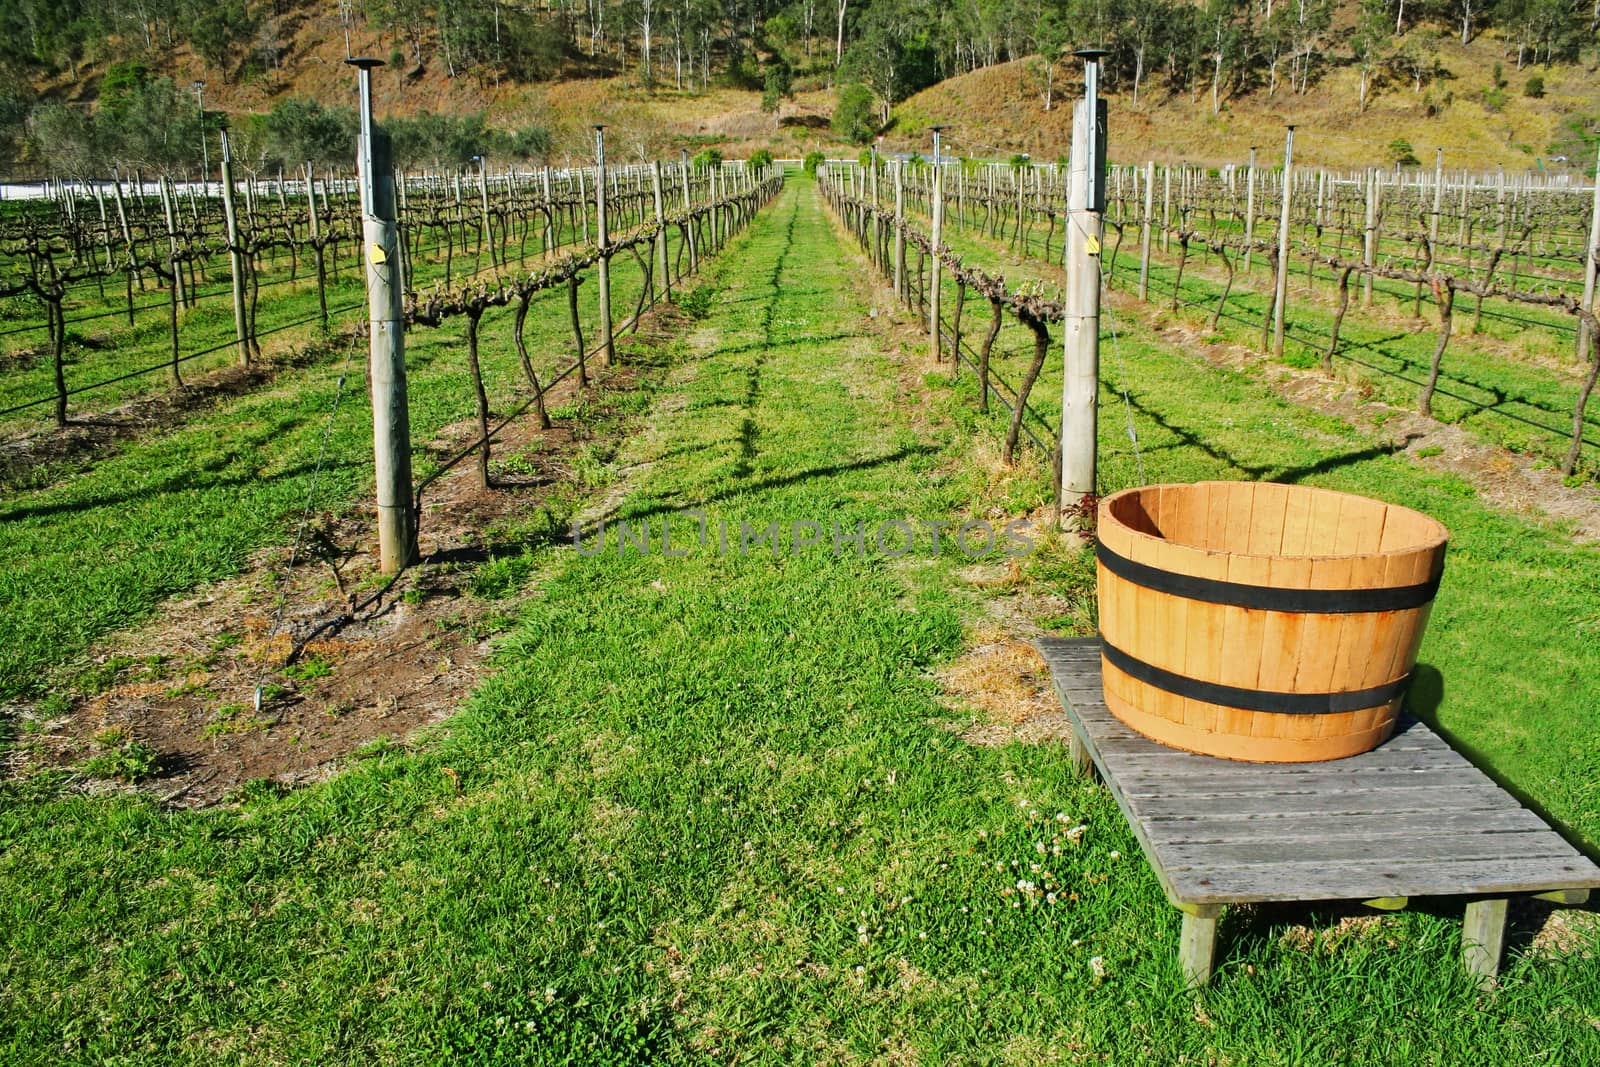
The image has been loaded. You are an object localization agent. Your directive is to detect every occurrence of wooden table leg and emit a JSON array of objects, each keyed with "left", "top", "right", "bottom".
[
  {"left": 1462, "top": 898, "right": 1508, "bottom": 986},
  {"left": 1178, "top": 903, "right": 1223, "bottom": 987},
  {"left": 1067, "top": 730, "right": 1093, "bottom": 777}
]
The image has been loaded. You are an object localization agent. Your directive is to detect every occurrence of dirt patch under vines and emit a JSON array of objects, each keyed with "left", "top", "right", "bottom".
[{"left": 5, "top": 304, "right": 692, "bottom": 807}]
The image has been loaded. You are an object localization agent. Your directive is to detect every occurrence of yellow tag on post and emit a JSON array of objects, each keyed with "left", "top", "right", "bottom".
[
  {"left": 369, "top": 242, "right": 388, "bottom": 264},
  {"left": 1085, "top": 235, "right": 1101, "bottom": 256}
]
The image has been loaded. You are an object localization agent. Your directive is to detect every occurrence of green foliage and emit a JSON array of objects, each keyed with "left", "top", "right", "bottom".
[
  {"left": 1481, "top": 87, "right": 1509, "bottom": 114},
  {"left": 1387, "top": 138, "right": 1420, "bottom": 167},
  {"left": 691, "top": 148, "right": 723, "bottom": 170},
  {"left": 26, "top": 68, "right": 202, "bottom": 174},
  {"left": 760, "top": 61, "right": 793, "bottom": 115},
  {"left": 1524, "top": 75, "right": 1544, "bottom": 98},
  {"left": 283, "top": 656, "right": 333, "bottom": 682},
  {"left": 258, "top": 98, "right": 355, "bottom": 168},
  {"left": 748, "top": 148, "right": 774, "bottom": 171},
  {"left": 1548, "top": 114, "right": 1600, "bottom": 173},
  {"left": 188, "top": 1, "right": 260, "bottom": 81},
  {"left": 802, "top": 149, "right": 826, "bottom": 176},
  {"left": 496, "top": 126, "right": 553, "bottom": 161},
  {"left": 0, "top": 84, "right": 32, "bottom": 166},
  {"left": 720, "top": 48, "right": 763, "bottom": 91},
  {"left": 831, "top": 83, "right": 877, "bottom": 146},
  {"left": 1008, "top": 153, "right": 1031, "bottom": 171},
  {"left": 79, "top": 733, "right": 160, "bottom": 783},
  {"left": 387, "top": 111, "right": 492, "bottom": 169}
]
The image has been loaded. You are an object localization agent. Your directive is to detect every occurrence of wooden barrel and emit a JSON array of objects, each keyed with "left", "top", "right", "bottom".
[{"left": 1096, "top": 481, "right": 1448, "bottom": 763}]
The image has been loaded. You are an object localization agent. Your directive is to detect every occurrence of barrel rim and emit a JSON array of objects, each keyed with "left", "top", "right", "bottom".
[{"left": 1098, "top": 481, "right": 1449, "bottom": 566}]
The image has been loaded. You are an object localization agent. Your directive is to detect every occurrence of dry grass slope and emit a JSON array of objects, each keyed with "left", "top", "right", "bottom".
[{"left": 893, "top": 38, "right": 1600, "bottom": 171}]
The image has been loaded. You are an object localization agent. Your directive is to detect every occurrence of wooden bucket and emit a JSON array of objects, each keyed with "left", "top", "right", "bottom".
[{"left": 1096, "top": 481, "right": 1448, "bottom": 763}]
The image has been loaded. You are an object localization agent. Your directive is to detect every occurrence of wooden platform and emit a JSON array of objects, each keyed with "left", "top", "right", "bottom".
[{"left": 1036, "top": 636, "right": 1600, "bottom": 986}]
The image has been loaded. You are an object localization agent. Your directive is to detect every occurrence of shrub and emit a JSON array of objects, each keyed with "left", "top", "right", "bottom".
[
  {"left": 691, "top": 148, "right": 723, "bottom": 170},
  {"left": 831, "top": 83, "right": 877, "bottom": 146},
  {"left": 1524, "top": 75, "right": 1544, "bottom": 98},
  {"left": 1388, "top": 138, "right": 1420, "bottom": 167},
  {"left": 1481, "top": 88, "right": 1508, "bottom": 114},
  {"left": 802, "top": 150, "right": 826, "bottom": 176},
  {"left": 748, "top": 148, "right": 774, "bottom": 170}
]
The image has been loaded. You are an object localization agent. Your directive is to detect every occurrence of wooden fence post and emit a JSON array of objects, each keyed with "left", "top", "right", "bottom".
[
  {"left": 351, "top": 57, "right": 415, "bottom": 575},
  {"left": 1270, "top": 127, "right": 1295, "bottom": 359},
  {"left": 593, "top": 126, "right": 615, "bottom": 365},
  {"left": 1139, "top": 160, "right": 1154, "bottom": 303},
  {"left": 1243, "top": 146, "right": 1257, "bottom": 274},
  {"left": 1362, "top": 170, "right": 1379, "bottom": 307},
  {"left": 1061, "top": 50, "right": 1107, "bottom": 521},
  {"left": 219, "top": 130, "right": 251, "bottom": 366}
]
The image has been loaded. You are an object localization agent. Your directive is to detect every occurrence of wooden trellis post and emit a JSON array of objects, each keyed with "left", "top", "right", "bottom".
[
  {"left": 1062, "top": 49, "right": 1108, "bottom": 522},
  {"left": 1139, "top": 160, "right": 1154, "bottom": 303},
  {"left": 219, "top": 129, "right": 250, "bottom": 366},
  {"left": 930, "top": 127, "right": 947, "bottom": 362},
  {"left": 350, "top": 57, "right": 415, "bottom": 575},
  {"left": 593, "top": 126, "right": 615, "bottom": 365},
  {"left": 1270, "top": 126, "right": 1295, "bottom": 359}
]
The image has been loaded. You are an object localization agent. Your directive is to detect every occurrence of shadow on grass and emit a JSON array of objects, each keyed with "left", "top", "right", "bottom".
[
  {"left": 1407, "top": 663, "right": 1599, "bottom": 861},
  {"left": 1121, "top": 388, "right": 1420, "bottom": 482}
]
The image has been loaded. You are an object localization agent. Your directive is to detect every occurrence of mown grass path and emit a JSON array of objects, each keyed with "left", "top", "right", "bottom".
[{"left": 3, "top": 178, "right": 1599, "bottom": 1064}]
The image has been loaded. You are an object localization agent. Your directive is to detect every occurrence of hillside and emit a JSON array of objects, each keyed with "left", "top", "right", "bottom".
[
  {"left": 5, "top": 0, "right": 1599, "bottom": 173},
  {"left": 893, "top": 39, "right": 1600, "bottom": 172}
]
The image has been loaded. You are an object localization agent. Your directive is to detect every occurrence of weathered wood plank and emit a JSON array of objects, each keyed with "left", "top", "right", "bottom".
[
  {"left": 1166, "top": 857, "right": 1600, "bottom": 904},
  {"left": 1037, "top": 634, "right": 1600, "bottom": 980},
  {"left": 1143, "top": 808, "right": 1551, "bottom": 846},
  {"left": 1159, "top": 829, "right": 1580, "bottom": 870},
  {"left": 1118, "top": 766, "right": 1497, "bottom": 798},
  {"left": 1130, "top": 784, "right": 1526, "bottom": 820},
  {"left": 1101, "top": 743, "right": 1464, "bottom": 773}
]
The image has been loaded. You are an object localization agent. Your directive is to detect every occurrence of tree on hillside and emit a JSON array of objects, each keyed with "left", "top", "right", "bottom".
[
  {"left": 25, "top": 104, "right": 97, "bottom": 179},
  {"left": 366, "top": 0, "right": 432, "bottom": 68},
  {"left": 1391, "top": 29, "right": 1443, "bottom": 93},
  {"left": 1451, "top": 0, "right": 1484, "bottom": 42},
  {"left": 1204, "top": 0, "right": 1254, "bottom": 114},
  {"left": 1498, "top": 0, "right": 1588, "bottom": 68},
  {"left": 1351, "top": 0, "right": 1391, "bottom": 112},
  {"left": 1285, "top": 0, "right": 1333, "bottom": 95},
  {"left": 186, "top": 0, "right": 259, "bottom": 81},
  {"left": 831, "top": 81, "right": 876, "bottom": 143},
  {"left": 260, "top": 98, "right": 356, "bottom": 166},
  {"left": 1122, "top": 0, "right": 1175, "bottom": 105},
  {"left": 842, "top": 4, "right": 939, "bottom": 125},
  {"left": 1033, "top": 10, "right": 1069, "bottom": 112}
]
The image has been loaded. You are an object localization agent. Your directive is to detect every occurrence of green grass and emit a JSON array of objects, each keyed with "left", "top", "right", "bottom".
[
  {"left": 876, "top": 182, "right": 1600, "bottom": 840},
  {"left": 0, "top": 217, "right": 695, "bottom": 703},
  {"left": 1, "top": 177, "right": 1598, "bottom": 1063},
  {"left": 960, "top": 190, "right": 1598, "bottom": 474}
]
